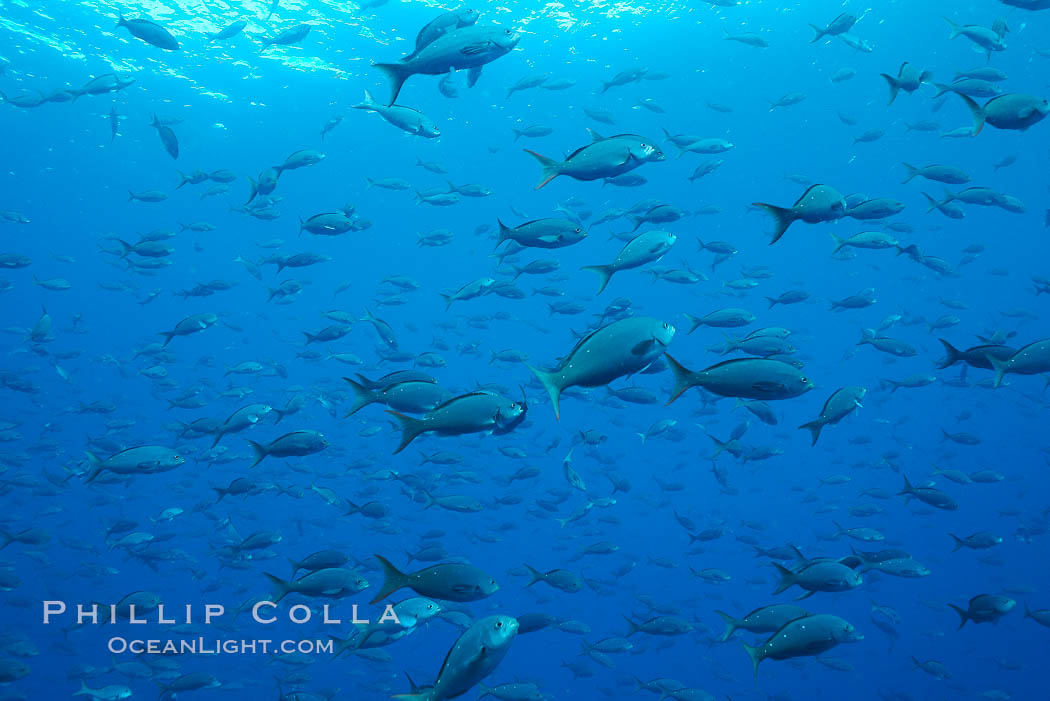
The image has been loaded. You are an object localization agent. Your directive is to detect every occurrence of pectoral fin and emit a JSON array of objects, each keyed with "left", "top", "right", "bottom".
[
  {"left": 631, "top": 340, "right": 655, "bottom": 356},
  {"left": 460, "top": 42, "right": 491, "bottom": 56}
]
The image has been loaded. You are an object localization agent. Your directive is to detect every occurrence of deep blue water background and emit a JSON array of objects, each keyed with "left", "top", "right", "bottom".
[{"left": 1, "top": 0, "right": 1048, "bottom": 699}]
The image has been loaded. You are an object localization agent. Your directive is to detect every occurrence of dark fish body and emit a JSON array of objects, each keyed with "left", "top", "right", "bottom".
[
  {"left": 529, "top": 317, "right": 675, "bottom": 419},
  {"left": 262, "top": 23, "right": 311, "bottom": 50},
  {"left": 754, "top": 184, "right": 846, "bottom": 243},
  {"left": 210, "top": 19, "right": 247, "bottom": 41},
  {"left": 116, "top": 13, "right": 180, "bottom": 50},
  {"left": 525, "top": 131, "right": 665, "bottom": 189},
  {"left": 667, "top": 355, "right": 814, "bottom": 402},
  {"left": 150, "top": 115, "right": 178, "bottom": 159},
  {"left": 375, "top": 25, "right": 521, "bottom": 104},
  {"left": 412, "top": 9, "right": 480, "bottom": 55},
  {"left": 799, "top": 386, "right": 866, "bottom": 445},
  {"left": 387, "top": 391, "right": 526, "bottom": 453},
  {"left": 247, "top": 431, "right": 328, "bottom": 467}
]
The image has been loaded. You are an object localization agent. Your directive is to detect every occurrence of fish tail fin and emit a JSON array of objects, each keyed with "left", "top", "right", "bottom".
[
  {"left": 935, "top": 339, "right": 962, "bottom": 370},
  {"left": 386, "top": 410, "right": 425, "bottom": 454},
  {"left": 799, "top": 420, "right": 822, "bottom": 446},
  {"left": 373, "top": 62, "right": 409, "bottom": 105},
  {"left": 771, "top": 562, "right": 795, "bottom": 595},
  {"left": 212, "top": 487, "right": 226, "bottom": 503},
  {"left": 808, "top": 24, "right": 825, "bottom": 43},
  {"left": 684, "top": 314, "right": 703, "bottom": 334},
  {"left": 343, "top": 377, "right": 377, "bottom": 416},
  {"left": 932, "top": 82, "right": 952, "bottom": 100},
  {"left": 83, "top": 450, "right": 104, "bottom": 483},
  {"left": 948, "top": 603, "right": 969, "bottom": 629},
  {"left": 523, "top": 149, "right": 561, "bottom": 189},
  {"left": 753, "top": 202, "right": 796, "bottom": 244},
  {"left": 943, "top": 16, "right": 961, "bottom": 39},
  {"left": 830, "top": 233, "right": 846, "bottom": 254},
  {"left": 921, "top": 192, "right": 939, "bottom": 214},
  {"left": 496, "top": 219, "right": 513, "bottom": 248},
  {"left": 664, "top": 353, "right": 698, "bottom": 405},
  {"left": 439, "top": 292, "right": 453, "bottom": 311},
  {"left": 714, "top": 610, "right": 739, "bottom": 642},
  {"left": 527, "top": 364, "right": 562, "bottom": 420},
  {"left": 263, "top": 572, "right": 291, "bottom": 603},
  {"left": 898, "top": 473, "right": 914, "bottom": 496},
  {"left": 956, "top": 93, "right": 985, "bottom": 136},
  {"left": 742, "top": 640, "right": 762, "bottom": 682},
  {"left": 370, "top": 554, "right": 407, "bottom": 603},
  {"left": 949, "top": 534, "right": 966, "bottom": 552},
  {"left": 765, "top": 296, "right": 778, "bottom": 309},
  {"left": 986, "top": 352, "right": 1008, "bottom": 388},
  {"left": 580, "top": 264, "right": 615, "bottom": 295},
  {"left": 523, "top": 564, "right": 543, "bottom": 587},
  {"left": 352, "top": 88, "right": 377, "bottom": 111},
  {"left": 900, "top": 162, "right": 918, "bottom": 184},
  {"left": 301, "top": 331, "right": 317, "bottom": 344},
  {"left": 622, "top": 615, "right": 640, "bottom": 636},
  {"left": 881, "top": 74, "right": 900, "bottom": 105},
  {"left": 247, "top": 440, "right": 267, "bottom": 468}
]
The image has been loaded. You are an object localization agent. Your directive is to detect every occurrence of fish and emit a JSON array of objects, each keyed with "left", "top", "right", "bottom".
[
  {"left": 528, "top": 317, "right": 675, "bottom": 419},
  {"left": 353, "top": 89, "right": 440, "bottom": 137},
  {"left": 666, "top": 355, "right": 814, "bottom": 402},
  {"left": 260, "top": 23, "right": 311, "bottom": 51},
  {"left": 374, "top": 25, "right": 521, "bottom": 105},
  {"left": 391, "top": 615, "right": 518, "bottom": 700},
  {"left": 798, "top": 386, "right": 866, "bottom": 445},
  {"left": 581, "top": 230, "right": 677, "bottom": 294},
  {"left": 742, "top": 614, "right": 862, "bottom": 679},
  {"left": 881, "top": 62, "right": 932, "bottom": 104},
  {"left": 525, "top": 130, "right": 665, "bottom": 189},
  {"left": 956, "top": 93, "right": 1050, "bottom": 135},
  {"left": 115, "top": 12, "right": 180, "bottom": 50},
  {"left": 753, "top": 184, "right": 847, "bottom": 244},
  {"left": 387, "top": 391, "right": 526, "bottom": 453}
]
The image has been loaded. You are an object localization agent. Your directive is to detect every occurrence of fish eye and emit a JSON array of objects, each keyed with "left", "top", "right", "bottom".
[
  {"left": 495, "top": 620, "right": 503, "bottom": 628},
  {"left": 504, "top": 29, "right": 512, "bottom": 35},
  {"left": 801, "top": 377, "right": 808, "bottom": 383}
]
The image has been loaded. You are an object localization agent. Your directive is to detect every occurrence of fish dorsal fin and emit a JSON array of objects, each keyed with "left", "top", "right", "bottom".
[
  {"left": 793, "top": 184, "right": 826, "bottom": 206},
  {"left": 587, "top": 128, "right": 606, "bottom": 142},
  {"left": 431, "top": 391, "right": 493, "bottom": 412}
]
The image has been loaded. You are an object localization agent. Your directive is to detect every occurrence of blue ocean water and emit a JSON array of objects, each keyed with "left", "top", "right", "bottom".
[{"left": 1, "top": 0, "right": 1049, "bottom": 699}]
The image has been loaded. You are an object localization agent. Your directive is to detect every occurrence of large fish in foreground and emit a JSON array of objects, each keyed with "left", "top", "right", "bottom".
[
  {"left": 84, "top": 446, "right": 185, "bottom": 482},
  {"left": 986, "top": 338, "right": 1050, "bottom": 387},
  {"left": 387, "top": 391, "right": 526, "bottom": 453},
  {"left": 581, "top": 230, "right": 676, "bottom": 294},
  {"left": 956, "top": 93, "right": 1049, "bottom": 135},
  {"left": 742, "top": 614, "right": 862, "bottom": 680},
  {"left": 528, "top": 317, "right": 675, "bottom": 419},
  {"left": 753, "top": 184, "right": 846, "bottom": 244},
  {"left": 666, "top": 355, "right": 814, "bottom": 403},
  {"left": 525, "top": 131, "right": 665, "bottom": 189},
  {"left": 798, "top": 386, "right": 866, "bottom": 445},
  {"left": 392, "top": 615, "right": 519, "bottom": 701},
  {"left": 374, "top": 25, "right": 521, "bottom": 104},
  {"left": 115, "top": 12, "right": 180, "bottom": 50}
]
